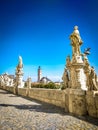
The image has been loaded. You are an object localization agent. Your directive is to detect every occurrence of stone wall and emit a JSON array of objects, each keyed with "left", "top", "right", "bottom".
[
  {"left": 0, "top": 85, "right": 98, "bottom": 118},
  {"left": 8, "top": 86, "right": 15, "bottom": 93},
  {"left": 29, "top": 88, "right": 65, "bottom": 108},
  {"left": 18, "top": 88, "right": 27, "bottom": 97},
  {"left": 1, "top": 86, "right": 15, "bottom": 93},
  {"left": 0, "top": 86, "right": 66, "bottom": 109}
]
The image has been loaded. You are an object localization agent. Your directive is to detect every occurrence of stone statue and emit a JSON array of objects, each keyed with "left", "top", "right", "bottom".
[
  {"left": 16, "top": 56, "right": 23, "bottom": 73},
  {"left": 0, "top": 73, "right": 14, "bottom": 87},
  {"left": 89, "top": 67, "right": 98, "bottom": 90},
  {"left": 84, "top": 57, "right": 90, "bottom": 88},
  {"left": 66, "top": 55, "right": 71, "bottom": 67},
  {"left": 15, "top": 56, "right": 24, "bottom": 89},
  {"left": 18, "top": 56, "right": 23, "bottom": 68},
  {"left": 70, "top": 26, "right": 83, "bottom": 56},
  {"left": 62, "top": 68, "right": 69, "bottom": 89},
  {"left": 0, "top": 75, "right": 4, "bottom": 87}
]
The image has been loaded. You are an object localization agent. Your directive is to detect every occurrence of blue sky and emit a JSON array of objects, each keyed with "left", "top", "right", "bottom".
[{"left": 0, "top": 0, "right": 98, "bottom": 81}]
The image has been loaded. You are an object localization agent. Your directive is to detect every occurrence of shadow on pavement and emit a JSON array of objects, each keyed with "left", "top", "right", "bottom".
[
  {"left": 0, "top": 102, "right": 65, "bottom": 115},
  {"left": 0, "top": 89, "right": 98, "bottom": 126},
  {"left": 0, "top": 102, "right": 98, "bottom": 126},
  {"left": 0, "top": 91, "right": 10, "bottom": 94}
]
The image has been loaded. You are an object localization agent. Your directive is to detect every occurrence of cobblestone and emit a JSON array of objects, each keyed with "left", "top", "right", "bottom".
[{"left": 0, "top": 89, "right": 98, "bottom": 130}]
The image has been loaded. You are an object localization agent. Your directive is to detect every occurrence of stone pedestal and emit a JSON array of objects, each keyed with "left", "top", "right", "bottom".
[
  {"left": 65, "top": 88, "right": 87, "bottom": 116},
  {"left": 15, "top": 70, "right": 24, "bottom": 88},
  {"left": 86, "top": 91, "right": 98, "bottom": 118},
  {"left": 70, "top": 61, "right": 87, "bottom": 90},
  {"left": 66, "top": 55, "right": 87, "bottom": 90}
]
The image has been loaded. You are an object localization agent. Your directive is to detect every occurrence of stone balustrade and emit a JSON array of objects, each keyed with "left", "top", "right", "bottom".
[{"left": 0, "top": 85, "right": 98, "bottom": 118}]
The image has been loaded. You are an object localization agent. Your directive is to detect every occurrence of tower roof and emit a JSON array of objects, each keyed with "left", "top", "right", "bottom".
[{"left": 38, "top": 66, "right": 41, "bottom": 69}]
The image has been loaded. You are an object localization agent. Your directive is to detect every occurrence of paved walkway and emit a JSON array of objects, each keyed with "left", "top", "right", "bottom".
[{"left": 0, "top": 89, "right": 98, "bottom": 130}]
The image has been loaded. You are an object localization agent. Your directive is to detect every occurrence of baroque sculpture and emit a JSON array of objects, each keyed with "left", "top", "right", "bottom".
[
  {"left": 62, "top": 68, "right": 69, "bottom": 89},
  {"left": 62, "top": 26, "right": 98, "bottom": 91},
  {"left": 70, "top": 26, "right": 82, "bottom": 56},
  {"left": 89, "top": 66, "right": 98, "bottom": 90},
  {"left": 0, "top": 73, "right": 14, "bottom": 87},
  {"left": 15, "top": 56, "right": 24, "bottom": 88}
]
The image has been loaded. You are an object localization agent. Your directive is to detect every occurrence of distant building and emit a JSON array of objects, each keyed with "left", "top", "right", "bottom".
[
  {"left": 40, "top": 77, "right": 52, "bottom": 84},
  {"left": 37, "top": 66, "right": 52, "bottom": 84}
]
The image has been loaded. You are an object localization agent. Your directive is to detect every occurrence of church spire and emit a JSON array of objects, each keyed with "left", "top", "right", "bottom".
[{"left": 38, "top": 66, "right": 41, "bottom": 82}]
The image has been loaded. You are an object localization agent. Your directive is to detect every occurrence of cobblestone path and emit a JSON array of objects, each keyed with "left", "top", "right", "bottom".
[{"left": 0, "top": 89, "right": 98, "bottom": 130}]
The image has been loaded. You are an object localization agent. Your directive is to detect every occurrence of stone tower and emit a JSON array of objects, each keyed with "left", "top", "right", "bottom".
[{"left": 38, "top": 66, "right": 41, "bottom": 82}]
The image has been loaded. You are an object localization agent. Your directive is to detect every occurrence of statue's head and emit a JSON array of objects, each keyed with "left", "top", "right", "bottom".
[
  {"left": 74, "top": 26, "right": 78, "bottom": 30},
  {"left": 19, "top": 56, "right": 22, "bottom": 62},
  {"left": 73, "top": 26, "right": 79, "bottom": 35},
  {"left": 17, "top": 56, "right": 23, "bottom": 68}
]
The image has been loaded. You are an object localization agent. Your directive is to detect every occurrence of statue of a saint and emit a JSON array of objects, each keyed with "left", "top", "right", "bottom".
[
  {"left": 70, "top": 26, "right": 83, "bottom": 56},
  {"left": 89, "top": 67, "right": 98, "bottom": 90},
  {"left": 66, "top": 55, "right": 71, "bottom": 67},
  {"left": 62, "top": 68, "right": 69, "bottom": 89},
  {"left": 18, "top": 56, "right": 23, "bottom": 68},
  {"left": 16, "top": 56, "right": 23, "bottom": 70},
  {"left": 16, "top": 56, "right": 23, "bottom": 74}
]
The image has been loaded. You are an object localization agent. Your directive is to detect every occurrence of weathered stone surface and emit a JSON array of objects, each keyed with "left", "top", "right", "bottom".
[
  {"left": 18, "top": 88, "right": 27, "bottom": 97},
  {"left": 86, "top": 91, "right": 98, "bottom": 118},
  {"left": 65, "top": 88, "right": 87, "bottom": 116},
  {"left": 29, "top": 88, "right": 66, "bottom": 108}
]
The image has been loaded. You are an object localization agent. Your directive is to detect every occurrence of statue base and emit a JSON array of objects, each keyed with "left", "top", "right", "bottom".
[
  {"left": 69, "top": 55, "right": 87, "bottom": 90},
  {"left": 86, "top": 91, "right": 98, "bottom": 118},
  {"left": 65, "top": 88, "right": 87, "bottom": 116}
]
